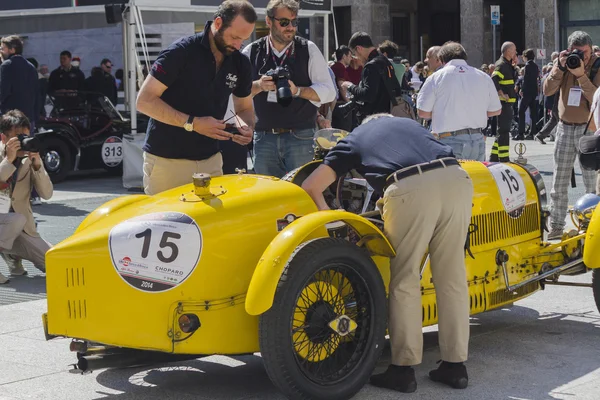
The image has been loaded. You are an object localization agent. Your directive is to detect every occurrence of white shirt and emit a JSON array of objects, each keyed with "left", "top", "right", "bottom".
[
  {"left": 417, "top": 59, "right": 502, "bottom": 133},
  {"left": 592, "top": 87, "right": 600, "bottom": 132},
  {"left": 242, "top": 37, "right": 336, "bottom": 107}
]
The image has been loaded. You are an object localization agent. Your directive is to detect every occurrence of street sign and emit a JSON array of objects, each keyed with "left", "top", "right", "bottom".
[
  {"left": 536, "top": 49, "right": 546, "bottom": 60},
  {"left": 491, "top": 5, "right": 500, "bottom": 25}
]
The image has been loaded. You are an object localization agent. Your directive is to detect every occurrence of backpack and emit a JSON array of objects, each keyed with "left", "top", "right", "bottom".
[
  {"left": 372, "top": 57, "right": 416, "bottom": 120},
  {"left": 579, "top": 134, "right": 600, "bottom": 171}
]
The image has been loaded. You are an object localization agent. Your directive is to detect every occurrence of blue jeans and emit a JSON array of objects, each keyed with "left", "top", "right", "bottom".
[
  {"left": 253, "top": 128, "right": 315, "bottom": 177},
  {"left": 440, "top": 133, "right": 485, "bottom": 161}
]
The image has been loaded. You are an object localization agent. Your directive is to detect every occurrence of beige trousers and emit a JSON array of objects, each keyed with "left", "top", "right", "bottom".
[
  {"left": 596, "top": 172, "right": 600, "bottom": 195},
  {"left": 0, "top": 213, "right": 51, "bottom": 270},
  {"left": 143, "top": 152, "right": 223, "bottom": 195},
  {"left": 382, "top": 165, "right": 473, "bottom": 366}
]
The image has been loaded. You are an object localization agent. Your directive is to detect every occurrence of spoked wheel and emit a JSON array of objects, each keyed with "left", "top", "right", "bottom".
[
  {"left": 593, "top": 270, "right": 600, "bottom": 314},
  {"left": 259, "top": 238, "right": 387, "bottom": 400}
]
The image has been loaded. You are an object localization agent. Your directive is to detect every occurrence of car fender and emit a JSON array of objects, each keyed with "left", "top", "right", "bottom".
[
  {"left": 37, "top": 123, "right": 79, "bottom": 151},
  {"left": 245, "top": 210, "right": 395, "bottom": 316},
  {"left": 584, "top": 207, "right": 600, "bottom": 268}
]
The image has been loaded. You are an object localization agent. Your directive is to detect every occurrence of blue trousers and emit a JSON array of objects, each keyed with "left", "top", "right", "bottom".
[{"left": 253, "top": 128, "right": 315, "bottom": 178}]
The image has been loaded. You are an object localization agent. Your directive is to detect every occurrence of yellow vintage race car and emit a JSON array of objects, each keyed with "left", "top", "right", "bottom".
[{"left": 44, "top": 129, "right": 600, "bottom": 400}]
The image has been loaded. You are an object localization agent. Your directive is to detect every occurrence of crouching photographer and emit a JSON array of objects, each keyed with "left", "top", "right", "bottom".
[
  {"left": 542, "top": 30, "right": 600, "bottom": 240},
  {"left": 0, "top": 110, "right": 52, "bottom": 284},
  {"left": 340, "top": 32, "right": 402, "bottom": 124}
]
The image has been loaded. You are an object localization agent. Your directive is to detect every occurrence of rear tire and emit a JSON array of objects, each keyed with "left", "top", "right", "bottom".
[
  {"left": 259, "top": 238, "right": 387, "bottom": 400},
  {"left": 593, "top": 270, "right": 600, "bottom": 314},
  {"left": 41, "top": 137, "right": 73, "bottom": 183}
]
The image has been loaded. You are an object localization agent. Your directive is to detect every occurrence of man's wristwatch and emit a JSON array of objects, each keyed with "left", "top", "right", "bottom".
[
  {"left": 293, "top": 86, "right": 302, "bottom": 98},
  {"left": 183, "top": 115, "right": 194, "bottom": 132}
]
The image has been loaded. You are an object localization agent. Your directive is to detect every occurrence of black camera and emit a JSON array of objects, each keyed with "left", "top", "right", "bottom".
[
  {"left": 566, "top": 49, "right": 585, "bottom": 69},
  {"left": 265, "top": 66, "right": 293, "bottom": 107},
  {"left": 17, "top": 134, "right": 43, "bottom": 153}
]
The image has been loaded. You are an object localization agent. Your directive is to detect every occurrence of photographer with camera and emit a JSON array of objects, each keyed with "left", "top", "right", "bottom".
[
  {"left": 243, "top": 0, "right": 335, "bottom": 177},
  {"left": 0, "top": 110, "right": 52, "bottom": 284},
  {"left": 340, "top": 32, "right": 403, "bottom": 124},
  {"left": 543, "top": 31, "right": 600, "bottom": 240}
]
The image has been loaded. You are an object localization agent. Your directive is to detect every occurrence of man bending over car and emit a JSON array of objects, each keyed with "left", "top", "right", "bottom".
[{"left": 0, "top": 110, "right": 53, "bottom": 284}]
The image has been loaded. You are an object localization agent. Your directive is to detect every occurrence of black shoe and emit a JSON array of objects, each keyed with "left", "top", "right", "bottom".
[
  {"left": 514, "top": 135, "right": 525, "bottom": 141},
  {"left": 534, "top": 134, "right": 546, "bottom": 144},
  {"left": 429, "top": 361, "right": 468, "bottom": 389},
  {"left": 524, "top": 134, "right": 534, "bottom": 140},
  {"left": 370, "top": 365, "right": 417, "bottom": 393}
]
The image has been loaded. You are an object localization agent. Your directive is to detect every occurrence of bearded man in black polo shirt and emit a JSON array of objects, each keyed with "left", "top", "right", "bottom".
[{"left": 137, "top": 0, "right": 257, "bottom": 195}]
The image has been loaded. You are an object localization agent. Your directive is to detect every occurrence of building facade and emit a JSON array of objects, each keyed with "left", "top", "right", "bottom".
[{"left": 327, "top": 0, "right": 599, "bottom": 68}]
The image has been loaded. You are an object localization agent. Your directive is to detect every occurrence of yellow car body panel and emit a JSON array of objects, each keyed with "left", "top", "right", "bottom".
[
  {"left": 584, "top": 207, "right": 600, "bottom": 268},
  {"left": 45, "top": 160, "right": 582, "bottom": 355},
  {"left": 46, "top": 174, "right": 317, "bottom": 354},
  {"left": 245, "top": 210, "right": 395, "bottom": 316}
]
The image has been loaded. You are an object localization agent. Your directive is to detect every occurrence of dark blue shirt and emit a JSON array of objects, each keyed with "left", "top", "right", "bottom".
[
  {"left": 143, "top": 21, "right": 252, "bottom": 160},
  {"left": 0, "top": 55, "right": 39, "bottom": 123},
  {"left": 324, "top": 117, "right": 455, "bottom": 194}
]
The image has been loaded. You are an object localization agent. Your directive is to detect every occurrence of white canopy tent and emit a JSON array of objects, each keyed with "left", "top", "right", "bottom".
[{"left": 0, "top": 0, "right": 334, "bottom": 188}]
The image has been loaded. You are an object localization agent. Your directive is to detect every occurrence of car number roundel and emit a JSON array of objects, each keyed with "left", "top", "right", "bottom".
[
  {"left": 108, "top": 212, "right": 202, "bottom": 293},
  {"left": 487, "top": 163, "right": 527, "bottom": 215},
  {"left": 102, "top": 136, "right": 123, "bottom": 167}
]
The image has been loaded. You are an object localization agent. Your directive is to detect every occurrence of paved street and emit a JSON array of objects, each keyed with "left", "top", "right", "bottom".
[{"left": 0, "top": 141, "right": 599, "bottom": 400}]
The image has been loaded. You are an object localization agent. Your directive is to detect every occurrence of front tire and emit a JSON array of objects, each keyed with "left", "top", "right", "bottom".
[
  {"left": 41, "top": 137, "right": 73, "bottom": 183},
  {"left": 593, "top": 270, "right": 600, "bottom": 314},
  {"left": 259, "top": 238, "right": 387, "bottom": 400}
]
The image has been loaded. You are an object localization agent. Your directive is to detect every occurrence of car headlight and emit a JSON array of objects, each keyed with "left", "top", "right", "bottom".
[{"left": 573, "top": 193, "right": 600, "bottom": 224}]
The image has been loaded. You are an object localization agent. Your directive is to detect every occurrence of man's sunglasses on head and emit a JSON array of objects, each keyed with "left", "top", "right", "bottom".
[{"left": 271, "top": 16, "right": 299, "bottom": 28}]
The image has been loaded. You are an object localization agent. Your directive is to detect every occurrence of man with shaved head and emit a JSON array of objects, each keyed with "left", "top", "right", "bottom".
[{"left": 489, "top": 41, "right": 518, "bottom": 161}]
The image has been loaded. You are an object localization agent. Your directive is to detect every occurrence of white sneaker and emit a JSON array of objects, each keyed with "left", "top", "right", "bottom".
[
  {"left": 1, "top": 253, "right": 26, "bottom": 276},
  {"left": 0, "top": 273, "right": 9, "bottom": 284},
  {"left": 31, "top": 197, "right": 42, "bottom": 206},
  {"left": 547, "top": 227, "right": 564, "bottom": 241}
]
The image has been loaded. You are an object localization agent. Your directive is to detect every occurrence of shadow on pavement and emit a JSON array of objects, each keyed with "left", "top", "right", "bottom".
[
  {"left": 54, "top": 170, "right": 142, "bottom": 195},
  {"left": 0, "top": 275, "right": 46, "bottom": 305},
  {"left": 88, "top": 306, "right": 600, "bottom": 400},
  {"left": 33, "top": 202, "right": 89, "bottom": 217}
]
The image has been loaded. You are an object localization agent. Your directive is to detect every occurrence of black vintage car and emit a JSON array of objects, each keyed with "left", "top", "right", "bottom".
[{"left": 36, "top": 92, "right": 148, "bottom": 183}]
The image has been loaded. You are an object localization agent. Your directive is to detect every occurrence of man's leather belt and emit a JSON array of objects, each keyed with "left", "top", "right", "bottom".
[
  {"left": 385, "top": 158, "right": 459, "bottom": 189},
  {"left": 560, "top": 120, "right": 587, "bottom": 127},
  {"left": 436, "top": 128, "right": 482, "bottom": 139},
  {"left": 269, "top": 128, "right": 293, "bottom": 134}
]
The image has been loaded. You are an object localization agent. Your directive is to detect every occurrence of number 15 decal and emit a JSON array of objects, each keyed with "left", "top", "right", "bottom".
[
  {"left": 109, "top": 212, "right": 203, "bottom": 293},
  {"left": 135, "top": 228, "right": 181, "bottom": 263},
  {"left": 500, "top": 168, "right": 520, "bottom": 194},
  {"left": 487, "top": 163, "right": 527, "bottom": 214}
]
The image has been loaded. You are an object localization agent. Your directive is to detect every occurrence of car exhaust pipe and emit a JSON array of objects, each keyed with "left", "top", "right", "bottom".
[{"left": 498, "top": 254, "right": 584, "bottom": 293}]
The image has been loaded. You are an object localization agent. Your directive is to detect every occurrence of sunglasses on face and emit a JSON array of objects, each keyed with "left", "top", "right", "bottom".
[
  {"left": 105, "top": 65, "right": 112, "bottom": 69},
  {"left": 271, "top": 16, "right": 299, "bottom": 28}
]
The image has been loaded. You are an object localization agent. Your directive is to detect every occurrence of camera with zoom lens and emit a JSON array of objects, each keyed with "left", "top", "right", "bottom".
[
  {"left": 265, "top": 66, "right": 293, "bottom": 107},
  {"left": 17, "top": 134, "right": 43, "bottom": 153},
  {"left": 566, "top": 49, "right": 585, "bottom": 69}
]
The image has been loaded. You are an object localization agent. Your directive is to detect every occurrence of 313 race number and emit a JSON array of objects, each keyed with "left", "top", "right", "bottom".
[
  {"left": 487, "top": 163, "right": 527, "bottom": 214},
  {"left": 101, "top": 136, "right": 124, "bottom": 167},
  {"left": 109, "top": 212, "right": 202, "bottom": 292}
]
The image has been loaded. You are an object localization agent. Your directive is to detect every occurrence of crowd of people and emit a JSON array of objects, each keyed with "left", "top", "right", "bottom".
[
  {"left": 0, "top": 38, "right": 122, "bottom": 125},
  {"left": 1, "top": 0, "right": 600, "bottom": 396}
]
